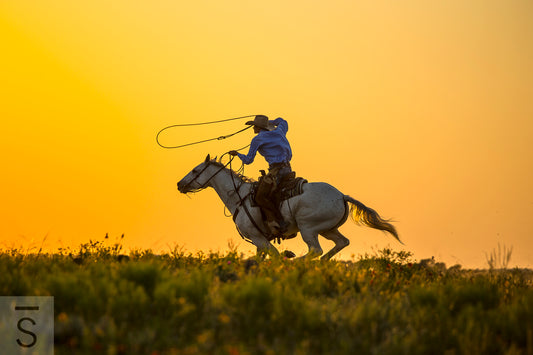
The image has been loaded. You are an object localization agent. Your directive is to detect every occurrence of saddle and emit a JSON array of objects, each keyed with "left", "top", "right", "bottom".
[
  {"left": 274, "top": 173, "right": 308, "bottom": 203},
  {"left": 251, "top": 173, "right": 308, "bottom": 208},
  {"left": 250, "top": 173, "right": 307, "bottom": 243},
  {"left": 232, "top": 171, "right": 307, "bottom": 245}
]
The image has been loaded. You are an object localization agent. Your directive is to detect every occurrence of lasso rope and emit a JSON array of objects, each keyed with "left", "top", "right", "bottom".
[{"left": 156, "top": 114, "right": 257, "bottom": 149}]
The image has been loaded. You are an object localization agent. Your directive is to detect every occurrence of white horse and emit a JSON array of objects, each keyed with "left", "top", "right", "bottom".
[{"left": 177, "top": 155, "right": 401, "bottom": 260}]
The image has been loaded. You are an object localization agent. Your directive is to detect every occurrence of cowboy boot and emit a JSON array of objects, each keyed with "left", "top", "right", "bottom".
[{"left": 278, "top": 218, "right": 290, "bottom": 234}]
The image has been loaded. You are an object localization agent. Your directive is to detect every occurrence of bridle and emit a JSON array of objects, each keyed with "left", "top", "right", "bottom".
[{"left": 180, "top": 159, "right": 231, "bottom": 193}]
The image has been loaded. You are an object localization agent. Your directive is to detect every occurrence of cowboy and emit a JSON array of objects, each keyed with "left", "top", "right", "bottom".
[{"left": 229, "top": 115, "right": 293, "bottom": 236}]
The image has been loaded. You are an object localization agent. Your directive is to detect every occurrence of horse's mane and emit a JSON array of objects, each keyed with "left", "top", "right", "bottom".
[{"left": 210, "top": 159, "right": 256, "bottom": 183}]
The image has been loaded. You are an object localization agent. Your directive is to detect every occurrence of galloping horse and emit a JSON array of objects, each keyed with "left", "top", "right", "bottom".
[{"left": 177, "top": 155, "right": 401, "bottom": 260}]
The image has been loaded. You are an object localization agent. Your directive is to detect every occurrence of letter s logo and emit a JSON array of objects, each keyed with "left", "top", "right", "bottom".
[{"left": 16, "top": 317, "right": 37, "bottom": 348}]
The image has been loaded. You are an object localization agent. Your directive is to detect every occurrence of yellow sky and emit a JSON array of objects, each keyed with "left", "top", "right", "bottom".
[{"left": 1, "top": 1, "right": 532, "bottom": 267}]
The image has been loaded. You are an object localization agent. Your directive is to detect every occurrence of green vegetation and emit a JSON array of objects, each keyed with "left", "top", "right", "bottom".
[{"left": 1, "top": 239, "right": 532, "bottom": 354}]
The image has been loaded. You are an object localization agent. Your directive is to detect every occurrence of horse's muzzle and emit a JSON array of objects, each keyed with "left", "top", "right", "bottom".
[{"left": 177, "top": 181, "right": 186, "bottom": 193}]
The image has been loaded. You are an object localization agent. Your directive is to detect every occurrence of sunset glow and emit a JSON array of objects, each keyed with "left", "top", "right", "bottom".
[{"left": 1, "top": 1, "right": 532, "bottom": 267}]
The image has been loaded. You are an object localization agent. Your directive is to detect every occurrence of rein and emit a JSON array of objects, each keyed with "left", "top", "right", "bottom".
[{"left": 227, "top": 156, "right": 271, "bottom": 242}]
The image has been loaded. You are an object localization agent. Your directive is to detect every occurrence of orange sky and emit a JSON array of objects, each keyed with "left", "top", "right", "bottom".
[{"left": 1, "top": 1, "right": 532, "bottom": 268}]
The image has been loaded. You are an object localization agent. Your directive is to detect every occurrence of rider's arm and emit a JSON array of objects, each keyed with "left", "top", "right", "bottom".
[
  {"left": 237, "top": 136, "right": 262, "bottom": 164},
  {"left": 271, "top": 117, "right": 288, "bottom": 135}
]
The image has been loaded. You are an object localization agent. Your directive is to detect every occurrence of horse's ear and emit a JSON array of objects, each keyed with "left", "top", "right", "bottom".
[{"left": 205, "top": 154, "right": 210, "bottom": 162}]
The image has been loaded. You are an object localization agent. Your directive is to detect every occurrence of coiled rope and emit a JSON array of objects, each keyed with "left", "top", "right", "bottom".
[{"left": 156, "top": 114, "right": 257, "bottom": 149}]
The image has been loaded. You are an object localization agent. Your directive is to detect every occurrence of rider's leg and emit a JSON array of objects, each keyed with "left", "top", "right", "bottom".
[{"left": 255, "top": 175, "right": 280, "bottom": 233}]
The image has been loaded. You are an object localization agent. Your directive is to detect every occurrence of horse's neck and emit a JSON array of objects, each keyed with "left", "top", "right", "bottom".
[{"left": 209, "top": 168, "right": 250, "bottom": 214}]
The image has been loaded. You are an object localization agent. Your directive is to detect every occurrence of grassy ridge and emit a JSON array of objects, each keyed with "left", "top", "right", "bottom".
[{"left": 1, "top": 241, "right": 532, "bottom": 354}]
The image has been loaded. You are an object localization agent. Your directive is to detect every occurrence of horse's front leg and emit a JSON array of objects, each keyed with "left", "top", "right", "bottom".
[
  {"left": 235, "top": 207, "right": 280, "bottom": 259},
  {"left": 253, "top": 236, "right": 280, "bottom": 259}
]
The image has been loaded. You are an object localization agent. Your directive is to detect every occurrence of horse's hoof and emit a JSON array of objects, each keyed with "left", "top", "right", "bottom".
[
  {"left": 282, "top": 250, "right": 296, "bottom": 259},
  {"left": 244, "top": 258, "right": 259, "bottom": 272}
]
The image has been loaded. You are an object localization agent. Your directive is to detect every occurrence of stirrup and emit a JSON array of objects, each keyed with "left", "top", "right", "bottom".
[{"left": 267, "top": 220, "right": 281, "bottom": 234}]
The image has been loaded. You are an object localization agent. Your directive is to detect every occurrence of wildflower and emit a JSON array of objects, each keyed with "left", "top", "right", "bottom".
[
  {"left": 226, "top": 346, "right": 241, "bottom": 355},
  {"left": 218, "top": 313, "right": 231, "bottom": 324},
  {"left": 57, "top": 312, "right": 68, "bottom": 322}
]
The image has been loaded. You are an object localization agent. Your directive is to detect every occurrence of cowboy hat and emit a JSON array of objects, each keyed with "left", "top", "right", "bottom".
[{"left": 245, "top": 115, "right": 274, "bottom": 131}]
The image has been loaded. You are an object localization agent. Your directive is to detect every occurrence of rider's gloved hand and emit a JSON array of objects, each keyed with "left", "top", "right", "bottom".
[{"left": 228, "top": 150, "right": 238, "bottom": 156}]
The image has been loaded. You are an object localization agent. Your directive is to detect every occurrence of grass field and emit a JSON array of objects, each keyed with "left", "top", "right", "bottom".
[{"left": 1, "top": 238, "right": 532, "bottom": 354}]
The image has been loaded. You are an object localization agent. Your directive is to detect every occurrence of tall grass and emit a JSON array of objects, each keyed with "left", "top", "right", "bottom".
[
  {"left": 0, "top": 240, "right": 532, "bottom": 354},
  {"left": 485, "top": 243, "right": 514, "bottom": 270}
]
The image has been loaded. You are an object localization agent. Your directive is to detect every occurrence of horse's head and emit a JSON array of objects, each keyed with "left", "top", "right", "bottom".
[{"left": 177, "top": 154, "right": 217, "bottom": 193}]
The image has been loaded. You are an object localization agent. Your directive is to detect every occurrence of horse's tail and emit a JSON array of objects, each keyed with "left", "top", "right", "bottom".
[{"left": 344, "top": 195, "right": 402, "bottom": 244}]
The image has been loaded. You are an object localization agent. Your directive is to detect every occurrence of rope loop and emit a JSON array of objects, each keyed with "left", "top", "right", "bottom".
[{"left": 156, "top": 114, "right": 257, "bottom": 149}]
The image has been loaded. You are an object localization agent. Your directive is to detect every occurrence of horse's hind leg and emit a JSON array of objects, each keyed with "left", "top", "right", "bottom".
[{"left": 320, "top": 229, "right": 350, "bottom": 261}]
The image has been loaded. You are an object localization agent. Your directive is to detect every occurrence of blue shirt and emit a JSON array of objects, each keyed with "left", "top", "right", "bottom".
[{"left": 237, "top": 117, "right": 292, "bottom": 166}]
